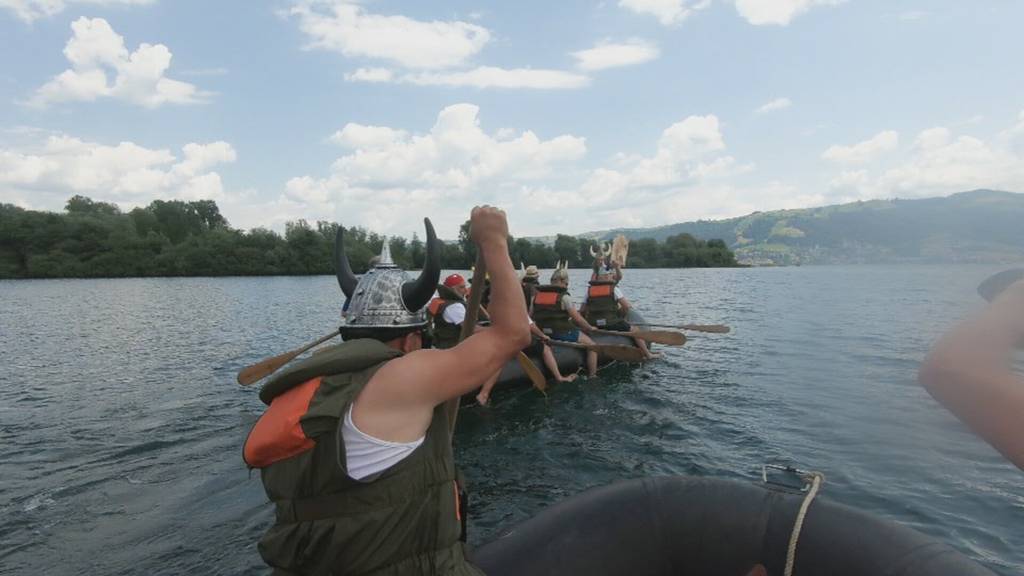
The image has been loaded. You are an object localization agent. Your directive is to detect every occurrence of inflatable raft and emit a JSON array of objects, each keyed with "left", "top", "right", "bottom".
[{"left": 472, "top": 475, "right": 995, "bottom": 576}]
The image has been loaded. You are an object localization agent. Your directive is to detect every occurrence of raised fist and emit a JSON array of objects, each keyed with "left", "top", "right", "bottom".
[{"left": 469, "top": 205, "right": 509, "bottom": 247}]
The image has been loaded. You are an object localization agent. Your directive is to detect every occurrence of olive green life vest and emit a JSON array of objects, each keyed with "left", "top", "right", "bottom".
[
  {"left": 584, "top": 280, "right": 620, "bottom": 326},
  {"left": 427, "top": 284, "right": 465, "bottom": 350},
  {"left": 245, "top": 339, "right": 482, "bottom": 576},
  {"left": 532, "top": 285, "right": 575, "bottom": 333}
]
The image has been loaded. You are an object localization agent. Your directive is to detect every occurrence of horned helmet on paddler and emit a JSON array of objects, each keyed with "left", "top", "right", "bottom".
[
  {"left": 550, "top": 260, "right": 571, "bottom": 287},
  {"left": 590, "top": 241, "right": 613, "bottom": 276},
  {"left": 334, "top": 218, "right": 442, "bottom": 344}
]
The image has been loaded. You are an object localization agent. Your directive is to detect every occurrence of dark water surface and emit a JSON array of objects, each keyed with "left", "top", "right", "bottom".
[{"left": 2, "top": 266, "right": 1022, "bottom": 575}]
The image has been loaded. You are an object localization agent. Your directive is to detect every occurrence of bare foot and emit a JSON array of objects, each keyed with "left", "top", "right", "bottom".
[
  {"left": 475, "top": 392, "right": 490, "bottom": 406},
  {"left": 645, "top": 352, "right": 662, "bottom": 360},
  {"left": 558, "top": 373, "right": 579, "bottom": 383}
]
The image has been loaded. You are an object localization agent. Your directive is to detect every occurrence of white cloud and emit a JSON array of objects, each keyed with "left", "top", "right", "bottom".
[
  {"left": 878, "top": 127, "right": 1024, "bottom": 195},
  {"left": 734, "top": 0, "right": 845, "bottom": 26},
  {"left": 294, "top": 2, "right": 589, "bottom": 91},
  {"left": 344, "top": 66, "right": 588, "bottom": 90},
  {"left": 822, "top": 130, "right": 899, "bottom": 165},
  {"left": 755, "top": 97, "right": 792, "bottom": 114},
  {"left": 618, "top": 0, "right": 711, "bottom": 26},
  {"left": 289, "top": 0, "right": 489, "bottom": 70},
  {"left": 401, "top": 66, "right": 589, "bottom": 90},
  {"left": 571, "top": 39, "right": 660, "bottom": 71},
  {"left": 827, "top": 111, "right": 1024, "bottom": 200},
  {"left": 29, "top": 17, "right": 205, "bottom": 108},
  {"left": 579, "top": 115, "right": 736, "bottom": 202},
  {"left": 0, "top": 0, "right": 153, "bottom": 23},
  {"left": 271, "top": 106, "right": 826, "bottom": 237},
  {"left": 343, "top": 67, "right": 393, "bottom": 83},
  {"left": 0, "top": 134, "right": 236, "bottom": 208},
  {"left": 279, "top": 103, "right": 588, "bottom": 235},
  {"left": 329, "top": 124, "right": 408, "bottom": 149}
]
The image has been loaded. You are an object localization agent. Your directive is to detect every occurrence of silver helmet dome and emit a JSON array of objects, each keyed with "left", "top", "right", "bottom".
[{"left": 335, "top": 218, "right": 441, "bottom": 340}]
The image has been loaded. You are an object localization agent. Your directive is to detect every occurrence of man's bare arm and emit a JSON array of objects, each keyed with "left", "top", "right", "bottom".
[
  {"left": 568, "top": 305, "right": 594, "bottom": 332},
  {"left": 354, "top": 207, "right": 531, "bottom": 441},
  {"left": 919, "top": 281, "right": 1024, "bottom": 469}
]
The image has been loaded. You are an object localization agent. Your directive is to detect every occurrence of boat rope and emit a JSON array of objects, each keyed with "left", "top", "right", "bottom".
[{"left": 784, "top": 471, "right": 825, "bottom": 576}]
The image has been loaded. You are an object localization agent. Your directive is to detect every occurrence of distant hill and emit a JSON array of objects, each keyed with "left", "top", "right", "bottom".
[{"left": 572, "top": 190, "right": 1024, "bottom": 265}]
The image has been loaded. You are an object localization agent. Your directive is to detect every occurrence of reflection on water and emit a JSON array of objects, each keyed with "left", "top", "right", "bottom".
[{"left": 1, "top": 266, "right": 1021, "bottom": 575}]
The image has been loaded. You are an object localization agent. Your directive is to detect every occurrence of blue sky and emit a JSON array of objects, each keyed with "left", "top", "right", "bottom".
[{"left": 1, "top": 0, "right": 1022, "bottom": 239}]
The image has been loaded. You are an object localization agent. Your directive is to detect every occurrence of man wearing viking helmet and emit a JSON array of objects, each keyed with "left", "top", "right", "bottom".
[
  {"left": 581, "top": 266, "right": 658, "bottom": 360},
  {"left": 243, "top": 207, "right": 530, "bottom": 575},
  {"left": 589, "top": 241, "right": 622, "bottom": 284},
  {"left": 532, "top": 261, "right": 599, "bottom": 377}
]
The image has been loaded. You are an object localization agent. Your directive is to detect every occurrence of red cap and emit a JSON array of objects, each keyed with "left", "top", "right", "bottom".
[{"left": 443, "top": 273, "right": 466, "bottom": 288}]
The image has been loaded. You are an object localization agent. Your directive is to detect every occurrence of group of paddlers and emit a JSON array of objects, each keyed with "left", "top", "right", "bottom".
[
  {"left": 427, "top": 254, "right": 659, "bottom": 405},
  {"left": 237, "top": 205, "right": 1024, "bottom": 575},
  {"left": 241, "top": 206, "right": 674, "bottom": 575}
]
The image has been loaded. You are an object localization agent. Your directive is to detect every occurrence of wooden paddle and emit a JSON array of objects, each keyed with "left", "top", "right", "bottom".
[
  {"left": 480, "top": 304, "right": 547, "bottom": 393},
  {"left": 591, "top": 327, "right": 686, "bottom": 346},
  {"left": 638, "top": 323, "right": 731, "bottom": 334},
  {"left": 447, "top": 254, "right": 486, "bottom": 437},
  {"left": 548, "top": 339, "right": 647, "bottom": 362},
  {"left": 236, "top": 331, "right": 338, "bottom": 386}
]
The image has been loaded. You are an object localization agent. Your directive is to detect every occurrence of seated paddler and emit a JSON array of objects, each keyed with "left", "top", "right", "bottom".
[
  {"left": 531, "top": 262, "right": 599, "bottom": 378},
  {"left": 243, "top": 206, "right": 531, "bottom": 575},
  {"left": 475, "top": 265, "right": 580, "bottom": 405},
  {"left": 427, "top": 272, "right": 503, "bottom": 405},
  {"left": 427, "top": 273, "right": 471, "bottom": 350},
  {"left": 581, "top": 262, "right": 658, "bottom": 360}
]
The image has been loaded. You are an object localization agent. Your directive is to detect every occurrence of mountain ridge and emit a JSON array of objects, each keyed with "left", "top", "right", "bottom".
[{"left": 533, "top": 190, "right": 1024, "bottom": 265}]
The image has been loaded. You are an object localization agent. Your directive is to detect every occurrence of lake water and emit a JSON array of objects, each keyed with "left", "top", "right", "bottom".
[{"left": 1, "top": 266, "right": 1022, "bottom": 575}]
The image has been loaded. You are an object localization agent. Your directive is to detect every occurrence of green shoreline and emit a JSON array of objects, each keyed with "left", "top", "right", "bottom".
[{"left": 1, "top": 196, "right": 738, "bottom": 280}]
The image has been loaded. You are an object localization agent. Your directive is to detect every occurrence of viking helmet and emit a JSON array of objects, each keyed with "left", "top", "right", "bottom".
[
  {"left": 550, "top": 260, "right": 570, "bottom": 284},
  {"left": 335, "top": 218, "right": 441, "bottom": 340},
  {"left": 589, "top": 242, "right": 611, "bottom": 259}
]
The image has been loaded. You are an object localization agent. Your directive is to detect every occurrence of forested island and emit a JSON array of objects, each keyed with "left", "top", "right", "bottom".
[{"left": 0, "top": 196, "right": 737, "bottom": 279}]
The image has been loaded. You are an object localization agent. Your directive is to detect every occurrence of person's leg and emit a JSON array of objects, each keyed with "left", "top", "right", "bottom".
[
  {"left": 578, "top": 333, "right": 599, "bottom": 377},
  {"left": 542, "top": 342, "right": 577, "bottom": 383},
  {"left": 476, "top": 370, "right": 501, "bottom": 406},
  {"left": 628, "top": 327, "right": 659, "bottom": 359}
]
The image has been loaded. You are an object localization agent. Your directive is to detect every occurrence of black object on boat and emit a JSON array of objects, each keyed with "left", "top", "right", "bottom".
[
  {"left": 471, "top": 476, "right": 994, "bottom": 576},
  {"left": 978, "top": 268, "right": 1024, "bottom": 302}
]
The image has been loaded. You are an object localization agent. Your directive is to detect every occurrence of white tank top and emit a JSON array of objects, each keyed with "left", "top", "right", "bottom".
[{"left": 341, "top": 404, "right": 424, "bottom": 481}]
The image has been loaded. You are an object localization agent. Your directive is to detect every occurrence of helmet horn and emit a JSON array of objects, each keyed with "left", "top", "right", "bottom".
[
  {"left": 334, "top": 226, "right": 358, "bottom": 299},
  {"left": 401, "top": 218, "right": 441, "bottom": 311}
]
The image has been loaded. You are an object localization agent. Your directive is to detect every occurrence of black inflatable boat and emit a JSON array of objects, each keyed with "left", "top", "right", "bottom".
[{"left": 472, "top": 475, "right": 994, "bottom": 576}]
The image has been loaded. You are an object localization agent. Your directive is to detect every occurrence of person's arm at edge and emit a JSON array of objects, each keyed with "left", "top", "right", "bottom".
[{"left": 918, "top": 282, "right": 1024, "bottom": 469}]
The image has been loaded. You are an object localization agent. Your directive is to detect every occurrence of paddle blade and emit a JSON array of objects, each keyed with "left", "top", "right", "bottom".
[
  {"left": 680, "top": 324, "right": 731, "bottom": 334},
  {"left": 595, "top": 344, "right": 647, "bottom": 363},
  {"left": 237, "top": 352, "right": 294, "bottom": 386},
  {"left": 516, "top": 352, "right": 547, "bottom": 392},
  {"left": 633, "top": 329, "right": 687, "bottom": 346}
]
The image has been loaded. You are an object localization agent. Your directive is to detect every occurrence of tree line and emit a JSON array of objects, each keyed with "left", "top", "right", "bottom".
[{"left": 0, "top": 196, "right": 737, "bottom": 279}]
